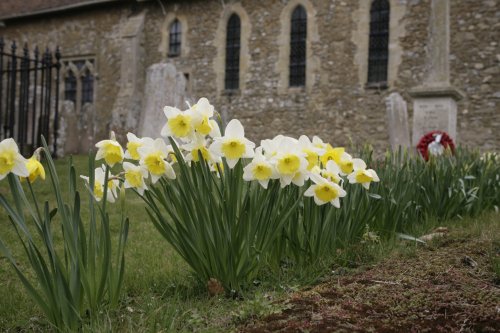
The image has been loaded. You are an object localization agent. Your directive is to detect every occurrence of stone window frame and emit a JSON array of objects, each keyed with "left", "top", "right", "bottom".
[
  {"left": 353, "top": 0, "right": 407, "bottom": 90},
  {"left": 214, "top": 3, "right": 251, "bottom": 95},
  {"left": 367, "top": 0, "right": 390, "bottom": 87},
  {"left": 289, "top": 5, "right": 308, "bottom": 87},
  {"left": 61, "top": 58, "right": 97, "bottom": 112},
  {"left": 225, "top": 13, "right": 242, "bottom": 90},
  {"left": 276, "top": 0, "right": 319, "bottom": 94},
  {"left": 168, "top": 19, "right": 182, "bottom": 57},
  {"left": 160, "top": 14, "right": 189, "bottom": 59}
]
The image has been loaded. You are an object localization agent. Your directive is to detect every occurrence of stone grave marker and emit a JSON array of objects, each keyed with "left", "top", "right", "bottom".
[
  {"left": 139, "top": 62, "right": 189, "bottom": 138},
  {"left": 411, "top": 96, "right": 457, "bottom": 145},
  {"left": 59, "top": 101, "right": 79, "bottom": 155},
  {"left": 385, "top": 92, "right": 410, "bottom": 150},
  {"left": 409, "top": 0, "right": 463, "bottom": 146}
]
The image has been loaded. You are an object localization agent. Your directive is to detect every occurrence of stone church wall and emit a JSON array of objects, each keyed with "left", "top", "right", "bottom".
[{"left": 0, "top": 0, "right": 498, "bottom": 152}]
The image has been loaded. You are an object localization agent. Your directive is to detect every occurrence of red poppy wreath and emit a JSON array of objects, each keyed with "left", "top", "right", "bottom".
[{"left": 417, "top": 130, "right": 455, "bottom": 161}]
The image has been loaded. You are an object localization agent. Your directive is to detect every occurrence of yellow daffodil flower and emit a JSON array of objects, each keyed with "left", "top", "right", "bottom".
[
  {"left": 24, "top": 148, "right": 45, "bottom": 183},
  {"left": 271, "top": 136, "right": 308, "bottom": 187},
  {"left": 243, "top": 147, "right": 278, "bottom": 189},
  {"left": 298, "top": 135, "right": 325, "bottom": 171},
  {"left": 161, "top": 106, "right": 193, "bottom": 139},
  {"left": 304, "top": 173, "right": 347, "bottom": 207},
  {"left": 138, "top": 138, "right": 176, "bottom": 183},
  {"left": 95, "top": 131, "right": 124, "bottom": 167},
  {"left": 189, "top": 97, "right": 221, "bottom": 137},
  {"left": 347, "top": 158, "right": 380, "bottom": 190},
  {"left": 80, "top": 166, "right": 118, "bottom": 202},
  {"left": 321, "top": 160, "right": 342, "bottom": 184},
  {"left": 182, "top": 135, "right": 218, "bottom": 163},
  {"left": 123, "top": 162, "right": 148, "bottom": 195},
  {"left": 124, "top": 133, "right": 153, "bottom": 161},
  {"left": 210, "top": 119, "right": 255, "bottom": 168},
  {"left": 0, "top": 138, "right": 29, "bottom": 180},
  {"left": 260, "top": 135, "right": 285, "bottom": 159}
]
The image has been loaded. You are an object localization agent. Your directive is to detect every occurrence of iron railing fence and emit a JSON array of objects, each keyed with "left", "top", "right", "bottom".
[{"left": 0, "top": 38, "right": 61, "bottom": 156}]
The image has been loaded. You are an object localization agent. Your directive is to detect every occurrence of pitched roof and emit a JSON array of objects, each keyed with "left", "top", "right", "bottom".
[{"left": 0, "top": 0, "right": 123, "bottom": 21}]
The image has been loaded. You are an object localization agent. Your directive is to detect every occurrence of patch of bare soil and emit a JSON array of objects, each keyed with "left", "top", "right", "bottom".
[{"left": 242, "top": 233, "right": 500, "bottom": 332}]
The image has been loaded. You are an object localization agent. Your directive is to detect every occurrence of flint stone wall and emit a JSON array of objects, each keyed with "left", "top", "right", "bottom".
[{"left": 0, "top": 0, "right": 498, "bottom": 153}]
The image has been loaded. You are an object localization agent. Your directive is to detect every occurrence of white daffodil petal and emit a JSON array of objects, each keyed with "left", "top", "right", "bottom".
[
  {"left": 352, "top": 158, "right": 367, "bottom": 171},
  {"left": 225, "top": 119, "right": 244, "bottom": 137}
]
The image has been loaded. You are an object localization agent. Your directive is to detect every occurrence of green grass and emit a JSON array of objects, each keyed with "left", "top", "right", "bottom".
[
  {"left": 0, "top": 156, "right": 292, "bottom": 332},
  {"left": 0, "top": 154, "right": 498, "bottom": 332}
]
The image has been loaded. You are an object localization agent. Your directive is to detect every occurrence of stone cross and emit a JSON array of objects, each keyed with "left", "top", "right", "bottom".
[{"left": 385, "top": 92, "right": 410, "bottom": 150}]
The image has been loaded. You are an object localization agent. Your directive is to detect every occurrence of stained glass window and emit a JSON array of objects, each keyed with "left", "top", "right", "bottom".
[
  {"left": 225, "top": 14, "right": 241, "bottom": 90},
  {"left": 367, "top": 0, "right": 390, "bottom": 84},
  {"left": 289, "top": 5, "right": 307, "bottom": 87}
]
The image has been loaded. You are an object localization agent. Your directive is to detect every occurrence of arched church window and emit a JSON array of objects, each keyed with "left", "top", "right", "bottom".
[
  {"left": 289, "top": 5, "right": 307, "bottom": 87},
  {"left": 63, "top": 59, "right": 95, "bottom": 109},
  {"left": 169, "top": 19, "right": 182, "bottom": 57},
  {"left": 64, "top": 70, "right": 77, "bottom": 104},
  {"left": 367, "top": 0, "right": 390, "bottom": 84},
  {"left": 225, "top": 14, "right": 241, "bottom": 90},
  {"left": 81, "top": 68, "right": 94, "bottom": 105}
]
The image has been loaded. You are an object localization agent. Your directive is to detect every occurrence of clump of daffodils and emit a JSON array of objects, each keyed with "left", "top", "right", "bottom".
[{"left": 82, "top": 97, "right": 379, "bottom": 207}]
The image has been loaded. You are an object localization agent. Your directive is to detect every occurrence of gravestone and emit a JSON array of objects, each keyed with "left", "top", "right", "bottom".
[
  {"left": 409, "top": 0, "right": 463, "bottom": 145},
  {"left": 80, "top": 103, "right": 95, "bottom": 153},
  {"left": 139, "top": 62, "right": 189, "bottom": 138},
  {"left": 385, "top": 92, "right": 410, "bottom": 150},
  {"left": 59, "top": 101, "right": 79, "bottom": 155},
  {"left": 411, "top": 94, "right": 458, "bottom": 145}
]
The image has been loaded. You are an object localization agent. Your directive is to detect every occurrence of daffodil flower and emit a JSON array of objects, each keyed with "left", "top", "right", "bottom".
[
  {"left": 123, "top": 162, "right": 148, "bottom": 195},
  {"left": 347, "top": 158, "right": 380, "bottom": 190},
  {"left": 24, "top": 148, "right": 45, "bottom": 183},
  {"left": 81, "top": 166, "right": 118, "bottom": 202},
  {"left": 320, "top": 146, "right": 353, "bottom": 175},
  {"left": 243, "top": 147, "right": 278, "bottom": 189},
  {"left": 272, "top": 137, "right": 308, "bottom": 187},
  {"left": 0, "top": 138, "right": 29, "bottom": 180},
  {"left": 138, "top": 138, "right": 176, "bottom": 183},
  {"left": 161, "top": 106, "right": 194, "bottom": 139},
  {"left": 298, "top": 135, "right": 325, "bottom": 171},
  {"left": 260, "top": 135, "right": 285, "bottom": 159},
  {"left": 321, "top": 160, "right": 342, "bottom": 184},
  {"left": 337, "top": 152, "right": 354, "bottom": 175},
  {"left": 312, "top": 136, "right": 327, "bottom": 150},
  {"left": 95, "top": 132, "right": 124, "bottom": 167},
  {"left": 320, "top": 145, "right": 342, "bottom": 166},
  {"left": 190, "top": 97, "right": 221, "bottom": 137},
  {"left": 124, "top": 133, "right": 153, "bottom": 161},
  {"left": 210, "top": 119, "right": 255, "bottom": 168},
  {"left": 304, "top": 173, "right": 347, "bottom": 207},
  {"left": 182, "top": 135, "right": 218, "bottom": 163}
]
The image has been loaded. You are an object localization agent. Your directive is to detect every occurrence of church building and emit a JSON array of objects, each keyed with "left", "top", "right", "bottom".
[{"left": 0, "top": 0, "right": 498, "bottom": 153}]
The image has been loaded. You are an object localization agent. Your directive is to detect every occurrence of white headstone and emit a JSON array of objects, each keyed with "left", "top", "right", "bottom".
[
  {"left": 139, "top": 63, "right": 189, "bottom": 138},
  {"left": 385, "top": 92, "right": 410, "bottom": 150}
]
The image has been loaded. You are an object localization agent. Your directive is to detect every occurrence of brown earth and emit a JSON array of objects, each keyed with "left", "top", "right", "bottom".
[{"left": 242, "top": 229, "right": 500, "bottom": 332}]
